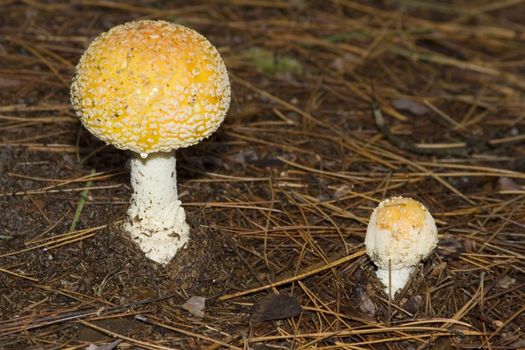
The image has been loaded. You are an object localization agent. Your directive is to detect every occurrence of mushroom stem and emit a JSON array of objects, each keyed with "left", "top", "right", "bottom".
[
  {"left": 376, "top": 266, "right": 414, "bottom": 296},
  {"left": 124, "top": 151, "right": 190, "bottom": 264}
]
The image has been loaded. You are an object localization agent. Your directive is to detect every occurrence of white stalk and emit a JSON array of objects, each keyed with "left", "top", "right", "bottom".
[
  {"left": 376, "top": 266, "right": 414, "bottom": 296},
  {"left": 124, "top": 151, "right": 190, "bottom": 264}
]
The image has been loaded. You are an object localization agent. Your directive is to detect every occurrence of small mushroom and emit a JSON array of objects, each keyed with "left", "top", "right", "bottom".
[
  {"left": 70, "top": 20, "right": 230, "bottom": 264},
  {"left": 365, "top": 196, "right": 438, "bottom": 296}
]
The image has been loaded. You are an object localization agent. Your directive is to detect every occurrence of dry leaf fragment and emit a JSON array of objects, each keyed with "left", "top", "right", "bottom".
[
  {"left": 403, "top": 294, "right": 423, "bottom": 314},
  {"left": 498, "top": 176, "right": 521, "bottom": 191},
  {"left": 511, "top": 339, "right": 525, "bottom": 348},
  {"left": 333, "top": 184, "right": 351, "bottom": 199},
  {"left": 392, "top": 98, "right": 430, "bottom": 116},
  {"left": 181, "top": 296, "right": 206, "bottom": 318},
  {"left": 85, "top": 340, "right": 122, "bottom": 350},
  {"left": 492, "top": 320, "right": 504, "bottom": 328},
  {"left": 0, "top": 77, "right": 23, "bottom": 88},
  {"left": 496, "top": 275, "right": 516, "bottom": 289},
  {"left": 355, "top": 287, "right": 376, "bottom": 317},
  {"left": 249, "top": 294, "right": 302, "bottom": 324}
]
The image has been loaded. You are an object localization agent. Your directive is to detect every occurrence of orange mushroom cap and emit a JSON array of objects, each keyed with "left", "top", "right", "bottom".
[
  {"left": 71, "top": 20, "right": 230, "bottom": 156},
  {"left": 365, "top": 197, "right": 438, "bottom": 270}
]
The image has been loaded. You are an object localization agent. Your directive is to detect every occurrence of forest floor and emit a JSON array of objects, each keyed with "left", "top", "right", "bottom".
[{"left": 0, "top": 1, "right": 524, "bottom": 349}]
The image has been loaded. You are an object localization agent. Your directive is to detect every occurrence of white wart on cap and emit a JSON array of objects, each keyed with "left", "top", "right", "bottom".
[{"left": 365, "top": 196, "right": 438, "bottom": 295}]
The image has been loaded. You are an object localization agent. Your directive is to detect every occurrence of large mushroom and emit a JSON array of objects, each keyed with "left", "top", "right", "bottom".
[
  {"left": 71, "top": 20, "right": 230, "bottom": 264},
  {"left": 365, "top": 196, "right": 438, "bottom": 296}
]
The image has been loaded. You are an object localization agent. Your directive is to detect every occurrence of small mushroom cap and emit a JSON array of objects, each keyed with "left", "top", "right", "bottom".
[
  {"left": 71, "top": 20, "right": 230, "bottom": 156},
  {"left": 365, "top": 196, "right": 438, "bottom": 270}
]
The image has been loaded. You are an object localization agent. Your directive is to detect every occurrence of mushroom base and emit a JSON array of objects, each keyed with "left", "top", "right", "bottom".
[
  {"left": 125, "top": 151, "right": 190, "bottom": 265},
  {"left": 376, "top": 266, "right": 415, "bottom": 296},
  {"left": 125, "top": 222, "right": 190, "bottom": 265}
]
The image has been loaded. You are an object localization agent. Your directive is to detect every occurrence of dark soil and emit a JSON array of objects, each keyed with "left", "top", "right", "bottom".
[{"left": 1, "top": 1, "right": 525, "bottom": 349}]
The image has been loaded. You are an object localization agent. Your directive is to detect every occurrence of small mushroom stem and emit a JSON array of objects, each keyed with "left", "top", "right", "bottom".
[
  {"left": 376, "top": 266, "right": 415, "bottom": 296},
  {"left": 124, "top": 151, "right": 190, "bottom": 264}
]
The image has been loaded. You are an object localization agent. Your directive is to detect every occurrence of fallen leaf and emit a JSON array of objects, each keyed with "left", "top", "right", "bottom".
[
  {"left": 492, "top": 320, "right": 504, "bottom": 328},
  {"left": 78, "top": 319, "right": 138, "bottom": 342},
  {"left": 333, "top": 185, "right": 351, "bottom": 199},
  {"left": 355, "top": 287, "right": 376, "bottom": 317},
  {"left": 438, "top": 237, "right": 465, "bottom": 259},
  {"left": 498, "top": 176, "right": 521, "bottom": 191},
  {"left": 0, "top": 77, "right": 23, "bottom": 88},
  {"left": 496, "top": 275, "right": 516, "bottom": 289},
  {"left": 85, "top": 340, "right": 122, "bottom": 350},
  {"left": 511, "top": 339, "right": 525, "bottom": 348},
  {"left": 331, "top": 53, "right": 360, "bottom": 73},
  {"left": 181, "top": 296, "right": 206, "bottom": 318},
  {"left": 392, "top": 98, "right": 430, "bottom": 116},
  {"left": 249, "top": 294, "right": 302, "bottom": 324},
  {"left": 230, "top": 148, "right": 259, "bottom": 163},
  {"left": 403, "top": 294, "right": 423, "bottom": 314}
]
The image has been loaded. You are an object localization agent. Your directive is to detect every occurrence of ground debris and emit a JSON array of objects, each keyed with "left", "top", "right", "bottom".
[
  {"left": 181, "top": 295, "right": 206, "bottom": 318},
  {"left": 85, "top": 340, "right": 122, "bottom": 350},
  {"left": 0, "top": 1, "right": 524, "bottom": 349},
  {"left": 498, "top": 176, "right": 521, "bottom": 191},
  {"left": 355, "top": 286, "right": 376, "bottom": 317},
  {"left": 496, "top": 275, "right": 516, "bottom": 289},
  {"left": 249, "top": 294, "right": 302, "bottom": 324},
  {"left": 391, "top": 98, "right": 430, "bottom": 116}
]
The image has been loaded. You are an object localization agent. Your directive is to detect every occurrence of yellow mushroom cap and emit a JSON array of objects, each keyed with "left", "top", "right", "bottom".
[
  {"left": 70, "top": 20, "right": 230, "bottom": 156},
  {"left": 365, "top": 197, "right": 438, "bottom": 269}
]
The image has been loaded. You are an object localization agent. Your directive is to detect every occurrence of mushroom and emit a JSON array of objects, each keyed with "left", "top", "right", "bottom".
[
  {"left": 70, "top": 20, "right": 230, "bottom": 264},
  {"left": 365, "top": 196, "right": 438, "bottom": 296}
]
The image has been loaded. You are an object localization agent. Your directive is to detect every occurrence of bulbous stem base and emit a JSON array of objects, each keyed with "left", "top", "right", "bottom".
[
  {"left": 124, "top": 151, "right": 190, "bottom": 265},
  {"left": 376, "top": 266, "right": 415, "bottom": 296}
]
